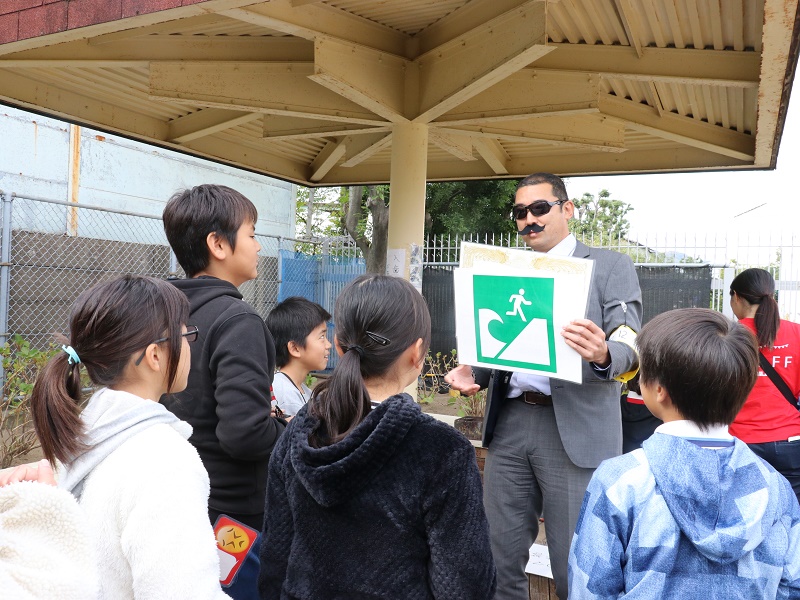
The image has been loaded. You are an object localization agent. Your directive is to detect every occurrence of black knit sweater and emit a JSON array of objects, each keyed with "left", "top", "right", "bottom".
[{"left": 259, "top": 393, "right": 496, "bottom": 600}]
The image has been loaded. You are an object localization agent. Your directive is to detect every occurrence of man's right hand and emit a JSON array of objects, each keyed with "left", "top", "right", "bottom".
[{"left": 444, "top": 364, "right": 481, "bottom": 396}]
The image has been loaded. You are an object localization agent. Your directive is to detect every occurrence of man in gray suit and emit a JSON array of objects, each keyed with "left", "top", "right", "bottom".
[{"left": 446, "top": 173, "right": 642, "bottom": 600}]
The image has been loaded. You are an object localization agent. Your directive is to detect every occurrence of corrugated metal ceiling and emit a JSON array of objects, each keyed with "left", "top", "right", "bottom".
[{"left": 0, "top": 0, "right": 791, "bottom": 185}]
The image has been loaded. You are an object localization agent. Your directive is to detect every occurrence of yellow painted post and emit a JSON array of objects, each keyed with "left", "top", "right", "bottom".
[
  {"left": 387, "top": 122, "right": 428, "bottom": 285},
  {"left": 387, "top": 122, "right": 428, "bottom": 398}
]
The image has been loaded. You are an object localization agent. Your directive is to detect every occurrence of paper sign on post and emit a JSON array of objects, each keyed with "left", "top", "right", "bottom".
[{"left": 454, "top": 243, "right": 593, "bottom": 384}]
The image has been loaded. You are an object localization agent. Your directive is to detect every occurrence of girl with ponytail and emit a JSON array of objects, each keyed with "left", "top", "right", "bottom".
[
  {"left": 729, "top": 268, "right": 800, "bottom": 504},
  {"left": 30, "top": 275, "right": 230, "bottom": 600},
  {"left": 259, "top": 274, "right": 495, "bottom": 599}
]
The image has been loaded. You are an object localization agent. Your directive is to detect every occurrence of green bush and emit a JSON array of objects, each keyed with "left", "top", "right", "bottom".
[
  {"left": 417, "top": 349, "right": 458, "bottom": 404},
  {"left": 0, "top": 335, "right": 57, "bottom": 468}
]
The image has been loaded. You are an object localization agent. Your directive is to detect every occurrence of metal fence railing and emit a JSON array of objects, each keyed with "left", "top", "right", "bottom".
[
  {"left": 3, "top": 191, "right": 799, "bottom": 388},
  {"left": 423, "top": 231, "right": 800, "bottom": 323}
]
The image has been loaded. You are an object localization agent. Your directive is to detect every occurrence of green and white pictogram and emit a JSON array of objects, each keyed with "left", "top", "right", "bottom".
[
  {"left": 453, "top": 242, "right": 594, "bottom": 383},
  {"left": 473, "top": 275, "right": 557, "bottom": 372}
]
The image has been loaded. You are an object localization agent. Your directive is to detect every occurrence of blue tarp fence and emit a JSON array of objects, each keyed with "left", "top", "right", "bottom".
[{"left": 278, "top": 249, "right": 365, "bottom": 370}]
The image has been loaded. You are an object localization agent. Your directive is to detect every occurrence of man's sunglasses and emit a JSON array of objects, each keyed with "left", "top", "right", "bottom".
[
  {"left": 511, "top": 200, "right": 566, "bottom": 220},
  {"left": 134, "top": 325, "right": 199, "bottom": 366}
]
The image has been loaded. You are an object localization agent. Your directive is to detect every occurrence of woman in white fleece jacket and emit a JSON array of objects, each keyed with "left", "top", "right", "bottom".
[{"left": 29, "top": 275, "right": 230, "bottom": 600}]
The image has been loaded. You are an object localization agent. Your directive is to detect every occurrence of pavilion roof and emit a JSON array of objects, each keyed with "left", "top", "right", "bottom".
[{"left": 0, "top": 0, "right": 797, "bottom": 185}]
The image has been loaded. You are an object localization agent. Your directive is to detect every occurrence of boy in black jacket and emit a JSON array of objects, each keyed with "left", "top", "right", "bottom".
[{"left": 162, "top": 184, "right": 285, "bottom": 530}]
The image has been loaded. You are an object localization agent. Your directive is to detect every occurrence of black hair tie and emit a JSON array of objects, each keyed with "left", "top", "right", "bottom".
[{"left": 346, "top": 345, "right": 365, "bottom": 358}]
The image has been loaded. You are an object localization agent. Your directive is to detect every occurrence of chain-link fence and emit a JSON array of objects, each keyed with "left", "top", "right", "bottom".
[
  {"left": 0, "top": 192, "right": 376, "bottom": 388},
  {"left": 0, "top": 192, "right": 308, "bottom": 376}
]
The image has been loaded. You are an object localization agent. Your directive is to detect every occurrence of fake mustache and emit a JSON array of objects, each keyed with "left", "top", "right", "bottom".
[{"left": 519, "top": 223, "right": 545, "bottom": 236}]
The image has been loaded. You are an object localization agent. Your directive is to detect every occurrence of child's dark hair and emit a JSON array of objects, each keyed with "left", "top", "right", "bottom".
[
  {"left": 31, "top": 276, "right": 189, "bottom": 464},
  {"left": 730, "top": 267, "right": 780, "bottom": 348},
  {"left": 309, "top": 275, "right": 431, "bottom": 447},
  {"left": 266, "top": 297, "right": 331, "bottom": 368},
  {"left": 163, "top": 184, "right": 258, "bottom": 277},
  {"left": 636, "top": 308, "right": 758, "bottom": 428}
]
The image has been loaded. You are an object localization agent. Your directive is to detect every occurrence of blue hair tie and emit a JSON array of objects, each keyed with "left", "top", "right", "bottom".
[{"left": 61, "top": 345, "right": 81, "bottom": 365}]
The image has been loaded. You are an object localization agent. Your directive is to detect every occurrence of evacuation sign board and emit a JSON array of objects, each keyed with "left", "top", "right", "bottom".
[{"left": 454, "top": 243, "right": 593, "bottom": 384}]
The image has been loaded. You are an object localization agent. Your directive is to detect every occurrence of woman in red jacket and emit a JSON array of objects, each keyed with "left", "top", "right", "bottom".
[{"left": 729, "top": 268, "right": 800, "bottom": 504}]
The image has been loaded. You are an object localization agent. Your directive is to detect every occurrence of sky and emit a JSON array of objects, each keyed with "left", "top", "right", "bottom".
[{"left": 565, "top": 78, "right": 800, "bottom": 237}]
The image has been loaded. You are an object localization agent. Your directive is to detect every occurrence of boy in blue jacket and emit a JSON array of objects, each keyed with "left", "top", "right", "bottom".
[{"left": 569, "top": 308, "right": 800, "bottom": 599}]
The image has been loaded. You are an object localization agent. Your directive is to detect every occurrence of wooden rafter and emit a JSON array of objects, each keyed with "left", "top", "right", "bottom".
[
  {"left": 599, "top": 95, "right": 755, "bottom": 161},
  {"left": 262, "top": 115, "right": 389, "bottom": 140},
  {"left": 220, "top": 2, "right": 408, "bottom": 56},
  {"left": 169, "top": 108, "right": 261, "bottom": 143},
  {"left": 149, "top": 61, "right": 387, "bottom": 125},
  {"left": 309, "top": 137, "right": 347, "bottom": 181}
]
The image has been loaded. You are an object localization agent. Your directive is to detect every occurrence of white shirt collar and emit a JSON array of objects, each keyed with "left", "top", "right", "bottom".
[
  {"left": 655, "top": 420, "right": 732, "bottom": 440},
  {"left": 547, "top": 233, "right": 577, "bottom": 257}
]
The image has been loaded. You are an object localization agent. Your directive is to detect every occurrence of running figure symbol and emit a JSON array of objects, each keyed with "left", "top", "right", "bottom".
[{"left": 506, "top": 289, "right": 532, "bottom": 322}]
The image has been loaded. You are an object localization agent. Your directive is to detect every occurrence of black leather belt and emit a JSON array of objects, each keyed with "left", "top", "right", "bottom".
[{"left": 509, "top": 391, "right": 553, "bottom": 406}]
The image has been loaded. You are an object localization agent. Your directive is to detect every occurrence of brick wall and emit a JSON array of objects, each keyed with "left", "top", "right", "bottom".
[{"left": 0, "top": 0, "right": 211, "bottom": 45}]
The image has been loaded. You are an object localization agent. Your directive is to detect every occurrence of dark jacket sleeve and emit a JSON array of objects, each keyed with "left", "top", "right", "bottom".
[
  {"left": 209, "top": 311, "right": 285, "bottom": 460},
  {"left": 472, "top": 367, "right": 492, "bottom": 390},
  {"left": 259, "top": 430, "right": 293, "bottom": 599},
  {"left": 423, "top": 435, "right": 497, "bottom": 600}
]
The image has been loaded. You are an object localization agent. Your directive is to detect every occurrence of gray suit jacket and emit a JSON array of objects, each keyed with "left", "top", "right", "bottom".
[{"left": 476, "top": 241, "right": 642, "bottom": 469}]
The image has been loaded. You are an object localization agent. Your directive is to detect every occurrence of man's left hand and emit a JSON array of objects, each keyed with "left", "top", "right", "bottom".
[{"left": 561, "top": 319, "right": 610, "bottom": 366}]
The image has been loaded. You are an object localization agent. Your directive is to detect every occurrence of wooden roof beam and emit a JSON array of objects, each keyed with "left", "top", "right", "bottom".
[
  {"left": 429, "top": 130, "right": 477, "bottom": 161},
  {"left": 415, "top": 0, "right": 546, "bottom": 55},
  {"left": 340, "top": 132, "right": 393, "bottom": 167},
  {"left": 414, "top": 2, "right": 555, "bottom": 123},
  {"left": 183, "top": 134, "right": 309, "bottom": 183},
  {"left": 0, "top": 66, "right": 307, "bottom": 184},
  {"left": 434, "top": 70, "right": 600, "bottom": 125},
  {"left": 168, "top": 109, "right": 261, "bottom": 144},
  {"left": 319, "top": 147, "right": 750, "bottom": 184},
  {"left": 309, "top": 138, "right": 347, "bottom": 181},
  {"left": 534, "top": 44, "right": 760, "bottom": 88},
  {"left": 473, "top": 138, "right": 510, "bottom": 174},
  {"left": 438, "top": 114, "right": 627, "bottom": 153},
  {"left": 0, "top": 60, "right": 148, "bottom": 68},
  {"left": 599, "top": 96, "right": 755, "bottom": 161},
  {"left": 262, "top": 115, "right": 390, "bottom": 140},
  {"left": 309, "top": 37, "right": 409, "bottom": 123},
  {"left": 220, "top": 1, "right": 408, "bottom": 57},
  {"left": 0, "top": 36, "right": 314, "bottom": 63},
  {"left": 149, "top": 61, "right": 387, "bottom": 125},
  {"left": 0, "top": 68, "right": 168, "bottom": 140}
]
